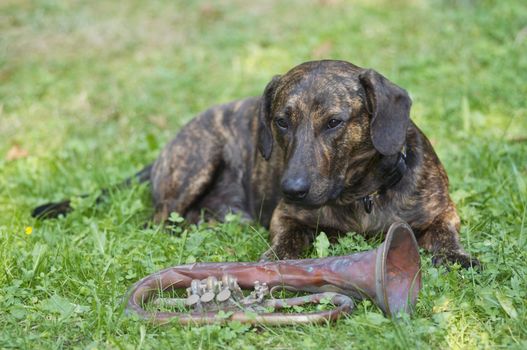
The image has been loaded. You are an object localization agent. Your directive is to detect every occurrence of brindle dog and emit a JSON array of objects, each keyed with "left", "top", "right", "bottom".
[{"left": 32, "top": 60, "right": 479, "bottom": 268}]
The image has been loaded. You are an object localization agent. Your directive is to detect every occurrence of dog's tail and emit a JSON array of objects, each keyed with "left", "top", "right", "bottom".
[{"left": 31, "top": 164, "right": 153, "bottom": 219}]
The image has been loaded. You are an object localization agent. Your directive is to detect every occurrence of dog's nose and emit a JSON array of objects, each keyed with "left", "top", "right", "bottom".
[{"left": 281, "top": 177, "right": 310, "bottom": 201}]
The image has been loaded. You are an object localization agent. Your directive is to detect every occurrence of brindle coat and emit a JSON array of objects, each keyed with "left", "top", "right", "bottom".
[{"left": 33, "top": 60, "right": 479, "bottom": 267}]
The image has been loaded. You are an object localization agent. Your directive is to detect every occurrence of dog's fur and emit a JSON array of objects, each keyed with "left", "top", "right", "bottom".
[{"left": 33, "top": 60, "right": 479, "bottom": 267}]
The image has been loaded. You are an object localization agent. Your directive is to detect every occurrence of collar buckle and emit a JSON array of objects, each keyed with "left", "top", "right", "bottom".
[
  {"left": 362, "top": 195, "right": 373, "bottom": 214},
  {"left": 362, "top": 146, "right": 408, "bottom": 214}
]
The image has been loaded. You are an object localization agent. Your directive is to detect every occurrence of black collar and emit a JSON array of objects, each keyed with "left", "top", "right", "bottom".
[{"left": 362, "top": 147, "right": 407, "bottom": 214}]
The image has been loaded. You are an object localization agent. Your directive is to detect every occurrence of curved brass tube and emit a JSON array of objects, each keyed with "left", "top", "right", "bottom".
[{"left": 125, "top": 222, "right": 421, "bottom": 325}]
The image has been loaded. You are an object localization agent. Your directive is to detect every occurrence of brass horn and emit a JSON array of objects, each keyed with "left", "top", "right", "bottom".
[{"left": 125, "top": 222, "right": 421, "bottom": 325}]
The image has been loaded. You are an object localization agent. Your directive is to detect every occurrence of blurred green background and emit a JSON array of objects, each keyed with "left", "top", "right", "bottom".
[{"left": 1, "top": 0, "right": 526, "bottom": 348}]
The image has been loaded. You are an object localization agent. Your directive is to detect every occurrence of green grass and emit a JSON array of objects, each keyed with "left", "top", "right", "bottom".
[{"left": 1, "top": 0, "right": 526, "bottom": 348}]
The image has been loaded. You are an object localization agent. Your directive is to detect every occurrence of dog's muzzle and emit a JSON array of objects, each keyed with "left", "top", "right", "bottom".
[{"left": 281, "top": 176, "right": 310, "bottom": 202}]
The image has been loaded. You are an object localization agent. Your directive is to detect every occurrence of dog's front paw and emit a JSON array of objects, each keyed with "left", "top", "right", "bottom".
[
  {"left": 432, "top": 251, "right": 481, "bottom": 269},
  {"left": 259, "top": 248, "right": 278, "bottom": 262}
]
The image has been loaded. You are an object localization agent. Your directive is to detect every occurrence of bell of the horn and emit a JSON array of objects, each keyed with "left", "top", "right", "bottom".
[{"left": 374, "top": 221, "right": 421, "bottom": 316}]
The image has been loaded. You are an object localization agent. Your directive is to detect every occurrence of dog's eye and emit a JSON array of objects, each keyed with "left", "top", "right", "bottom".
[
  {"left": 327, "top": 119, "right": 343, "bottom": 129},
  {"left": 275, "top": 117, "right": 289, "bottom": 130}
]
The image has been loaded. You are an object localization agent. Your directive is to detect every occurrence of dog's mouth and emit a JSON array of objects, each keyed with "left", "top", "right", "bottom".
[{"left": 282, "top": 198, "right": 324, "bottom": 209}]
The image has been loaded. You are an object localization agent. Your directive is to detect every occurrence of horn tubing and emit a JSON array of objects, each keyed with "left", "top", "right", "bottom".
[
  {"left": 125, "top": 222, "right": 421, "bottom": 324},
  {"left": 128, "top": 292, "right": 353, "bottom": 325}
]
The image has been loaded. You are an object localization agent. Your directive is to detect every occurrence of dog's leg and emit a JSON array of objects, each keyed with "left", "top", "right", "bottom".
[
  {"left": 151, "top": 117, "right": 224, "bottom": 224},
  {"left": 260, "top": 202, "right": 315, "bottom": 260},
  {"left": 185, "top": 166, "right": 253, "bottom": 224},
  {"left": 190, "top": 140, "right": 253, "bottom": 223},
  {"left": 417, "top": 204, "right": 480, "bottom": 268}
]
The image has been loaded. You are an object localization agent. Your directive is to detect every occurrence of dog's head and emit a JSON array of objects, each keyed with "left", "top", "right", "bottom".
[{"left": 258, "top": 60, "right": 411, "bottom": 208}]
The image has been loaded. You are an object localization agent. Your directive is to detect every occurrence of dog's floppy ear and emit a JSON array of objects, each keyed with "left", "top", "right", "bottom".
[
  {"left": 359, "top": 69, "right": 412, "bottom": 156},
  {"left": 258, "top": 75, "right": 281, "bottom": 160}
]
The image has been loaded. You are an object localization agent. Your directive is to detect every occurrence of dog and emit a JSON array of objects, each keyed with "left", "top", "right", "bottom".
[{"left": 32, "top": 60, "right": 479, "bottom": 268}]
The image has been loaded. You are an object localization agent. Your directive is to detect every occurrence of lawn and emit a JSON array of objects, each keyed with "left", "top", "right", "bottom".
[{"left": 1, "top": 0, "right": 526, "bottom": 348}]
